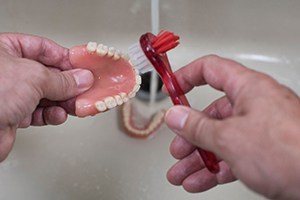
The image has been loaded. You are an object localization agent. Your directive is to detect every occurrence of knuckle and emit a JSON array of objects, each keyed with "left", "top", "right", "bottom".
[
  {"left": 247, "top": 72, "right": 279, "bottom": 93},
  {"left": 58, "top": 72, "right": 72, "bottom": 89},
  {"left": 201, "top": 54, "right": 221, "bottom": 66},
  {"left": 56, "top": 71, "right": 76, "bottom": 95},
  {"left": 203, "top": 54, "right": 220, "bottom": 61}
]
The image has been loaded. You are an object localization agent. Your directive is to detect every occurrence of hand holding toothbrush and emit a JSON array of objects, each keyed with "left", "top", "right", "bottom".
[
  {"left": 164, "top": 55, "right": 300, "bottom": 200},
  {"left": 129, "top": 31, "right": 220, "bottom": 173}
]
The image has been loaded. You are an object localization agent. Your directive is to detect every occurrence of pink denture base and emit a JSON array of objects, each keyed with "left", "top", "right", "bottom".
[{"left": 69, "top": 45, "right": 137, "bottom": 117}]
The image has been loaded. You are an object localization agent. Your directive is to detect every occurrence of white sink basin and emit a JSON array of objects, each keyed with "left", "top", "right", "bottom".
[{"left": 1, "top": 0, "right": 299, "bottom": 199}]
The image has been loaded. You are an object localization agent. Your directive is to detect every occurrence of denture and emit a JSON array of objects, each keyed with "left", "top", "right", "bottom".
[
  {"left": 120, "top": 101, "right": 165, "bottom": 138},
  {"left": 69, "top": 42, "right": 141, "bottom": 117}
]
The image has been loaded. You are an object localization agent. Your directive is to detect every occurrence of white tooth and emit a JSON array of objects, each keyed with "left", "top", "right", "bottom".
[
  {"left": 133, "top": 67, "right": 139, "bottom": 75},
  {"left": 122, "top": 103, "right": 131, "bottom": 119},
  {"left": 133, "top": 84, "right": 141, "bottom": 93},
  {"left": 104, "top": 96, "right": 117, "bottom": 109},
  {"left": 135, "top": 130, "right": 142, "bottom": 136},
  {"left": 153, "top": 112, "right": 165, "bottom": 126},
  {"left": 95, "top": 101, "right": 107, "bottom": 112},
  {"left": 128, "top": 85, "right": 140, "bottom": 98},
  {"left": 114, "top": 95, "right": 123, "bottom": 106},
  {"left": 149, "top": 120, "right": 156, "bottom": 130},
  {"left": 123, "top": 96, "right": 129, "bottom": 102},
  {"left": 120, "top": 92, "right": 126, "bottom": 99},
  {"left": 128, "top": 91, "right": 137, "bottom": 98},
  {"left": 139, "top": 130, "right": 148, "bottom": 136},
  {"left": 120, "top": 92, "right": 129, "bottom": 102},
  {"left": 107, "top": 47, "right": 115, "bottom": 57},
  {"left": 113, "top": 50, "right": 121, "bottom": 60},
  {"left": 135, "top": 75, "right": 142, "bottom": 84},
  {"left": 96, "top": 44, "right": 108, "bottom": 56},
  {"left": 121, "top": 53, "right": 130, "bottom": 60},
  {"left": 87, "top": 42, "right": 97, "bottom": 53},
  {"left": 123, "top": 112, "right": 130, "bottom": 121}
]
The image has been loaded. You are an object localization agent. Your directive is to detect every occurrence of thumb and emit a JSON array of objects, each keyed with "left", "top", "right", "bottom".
[
  {"left": 164, "top": 105, "right": 223, "bottom": 153},
  {"left": 43, "top": 69, "right": 94, "bottom": 101}
]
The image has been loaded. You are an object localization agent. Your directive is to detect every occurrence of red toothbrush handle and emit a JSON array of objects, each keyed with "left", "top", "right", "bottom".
[
  {"left": 138, "top": 31, "right": 219, "bottom": 173},
  {"left": 168, "top": 73, "right": 220, "bottom": 173}
]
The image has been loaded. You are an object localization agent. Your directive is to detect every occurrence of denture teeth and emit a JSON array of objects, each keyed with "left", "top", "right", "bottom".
[
  {"left": 128, "top": 85, "right": 139, "bottom": 98},
  {"left": 128, "top": 92, "right": 136, "bottom": 99},
  {"left": 96, "top": 44, "right": 108, "bottom": 56},
  {"left": 114, "top": 95, "right": 123, "bottom": 106},
  {"left": 104, "top": 96, "right": 117, "bottom": 109},
  {"left": 107, "top": 47, "right": 115, "bottom": 57},
  {"left": 95, "top": 101, "right": 107, "bottom": 112},
  {"left": 121, "top": 53, "right": 130, "bottom": 61},
  {"left": 130, "top": 84, "right": 141, "bottom": 97},
  {"left": 135, "top": 75, "right": 142, "bottom": 84},
  {"left": 120, "top": 92, "right": 129, "bottom": 102},
  {"left": 123, "top": 107, "right": 130, "bottom": 118},
  {"left": 120, "top": 100, "right": 166, "bottom": 138},
  {"left": 87, "top": 42, "right": 98, "bottom": 53},
  {"left": 134, "top": 84, "right": 141, "bottom": 92},
  {"left": 129, "top": 84, "right": 140, "bottom": 99},
  {"left": 113, "top": 50, "right": 121, "bottom": 60}
]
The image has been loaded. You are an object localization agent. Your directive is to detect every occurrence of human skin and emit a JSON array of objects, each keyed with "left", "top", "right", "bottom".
[
  {"left": 0, "top": 33, "right": 94, "bottom": 162},
  {"left": 164, "top": 55, "right": 300, "bottom": 200}
]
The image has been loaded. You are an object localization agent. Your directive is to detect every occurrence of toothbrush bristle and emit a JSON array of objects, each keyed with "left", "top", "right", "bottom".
[
  {"left": 128, "top": 43, "right": 153, "bottom": 74},
  {"left": 151, "top": 31, "right": 180, "bottom": 54}
]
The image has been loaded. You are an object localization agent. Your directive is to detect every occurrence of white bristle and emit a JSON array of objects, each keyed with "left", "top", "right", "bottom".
[{"left": 128, "top": 43, "right": 153, "bottom": 74}]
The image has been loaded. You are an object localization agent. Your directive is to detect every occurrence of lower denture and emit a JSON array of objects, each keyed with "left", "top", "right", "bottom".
[
  {"left": 69, "top": 42, "right": 141, "bottom": 117},
  {"left": 120, "top": 101, "right": 165, "bottom": 138}
]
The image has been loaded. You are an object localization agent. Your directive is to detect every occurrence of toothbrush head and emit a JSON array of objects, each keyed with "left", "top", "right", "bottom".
[
  {"left": 128, "top": 31, "right": 180, "bottom": 75},
  {"left": 139, "top": 31, "right": 179, "bottom": 75}
]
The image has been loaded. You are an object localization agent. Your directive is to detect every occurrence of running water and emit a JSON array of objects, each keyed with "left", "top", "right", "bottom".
[{"left": 149, "top": 0, "right": 160, "bottom": 106}]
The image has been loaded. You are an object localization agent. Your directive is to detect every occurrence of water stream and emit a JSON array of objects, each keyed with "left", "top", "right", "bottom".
[{"left": 149, "top": 0, "right": 160, "bottom": 107}]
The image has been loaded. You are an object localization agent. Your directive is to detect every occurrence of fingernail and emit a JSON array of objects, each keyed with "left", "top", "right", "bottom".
[
  {"left": 165, "top": 106, "right": 190, "bottom": 131},
  {"left": 72, "top": 69, "right": 94, "bottom": 92}
]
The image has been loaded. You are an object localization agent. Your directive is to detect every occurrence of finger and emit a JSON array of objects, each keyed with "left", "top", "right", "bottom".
[
  {"left": 165, "top": 105, "right": 233, "bottom": 156},
  {"left": 166, "top": 55, "right": 257, "bottom": 102},
  {"left": 0, "top": 33, "right": 72, "bottom": 70},
  {"left": 39, "top": 97, "right": 76, "bottom": 116},
  {"left": 169, "top": 135, "right": 196, "bottom": 159},
  {"left": 42, "top": 106, "right": 68, "bottom": 125},
  {"left": 182, "top": 161, "right": 236, "bottom": 193},
  {"left": 57, "top": 98, "right": 76, "bottom": 115},
  {"left": 0, "top": 127, "right": 16, "bottom": 162},
  {"left": 18, "top": 116, "right": 32, "bottom": 128},
  {"left": 167, "top": 150, "right": 204, "bottom": 186},
  {"left": 42, "top": 69, "right": 94, "bottom": 101},
  {"left": 168, "top": 97, "right": 232, "bottom": 160},
  {"left": 31, "top": 106, "right": 68, "bottom": 126}
]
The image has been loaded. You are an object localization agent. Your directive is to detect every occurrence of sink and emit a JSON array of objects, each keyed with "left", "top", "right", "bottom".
[{"left": 1, "top": 0, "right": 299, "bottom": 199}]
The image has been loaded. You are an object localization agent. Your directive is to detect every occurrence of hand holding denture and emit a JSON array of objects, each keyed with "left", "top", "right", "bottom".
[{"left": 0, "top": 33, "right": 93, "bottom": 162}]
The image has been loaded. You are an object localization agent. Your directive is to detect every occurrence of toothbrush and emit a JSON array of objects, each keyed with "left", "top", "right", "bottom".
[{"left": 128, "top": 31, "right": 220, "bottom": 173}]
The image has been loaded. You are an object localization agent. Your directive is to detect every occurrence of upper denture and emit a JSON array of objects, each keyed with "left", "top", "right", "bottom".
[{"left": 69, "top": 42, "right": 141, "bottom": 117}]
